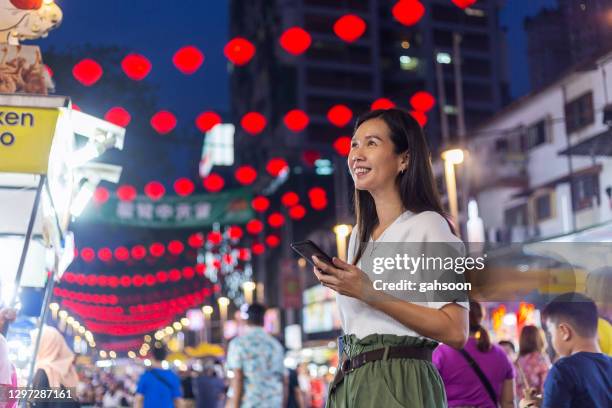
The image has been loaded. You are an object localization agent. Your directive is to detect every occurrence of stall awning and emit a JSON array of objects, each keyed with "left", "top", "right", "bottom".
[{"left": 558, "top": 129, "right": 612, "bottom": 156}]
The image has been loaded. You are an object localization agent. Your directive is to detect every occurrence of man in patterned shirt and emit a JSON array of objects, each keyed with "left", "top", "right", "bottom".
[{"left": 226, "top": 303, "right": 285, "bottom": 408}]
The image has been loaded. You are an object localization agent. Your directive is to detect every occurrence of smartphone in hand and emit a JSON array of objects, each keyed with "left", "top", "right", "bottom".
[{"left": 290, "top": 240, "right": 334, "bottom": 269}]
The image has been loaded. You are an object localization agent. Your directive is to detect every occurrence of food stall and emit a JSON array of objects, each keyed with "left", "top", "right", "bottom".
[{"left": 0, "top": 93, "right": 125, "bottom": 386}]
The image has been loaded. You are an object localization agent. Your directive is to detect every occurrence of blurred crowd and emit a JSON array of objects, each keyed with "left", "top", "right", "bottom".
[{"left": 0, "top": 294, "right": 610, "bottom": 408}]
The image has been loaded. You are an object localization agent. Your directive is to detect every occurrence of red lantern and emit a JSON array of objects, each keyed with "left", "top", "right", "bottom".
[
  {"left": 333, "top": 136, "right": 352, "bottom": 157},
  {"left": 104, "top": 107, "right": 131, "bottom": 127},
  {"left": 251, "top": 196, "right": 270, "bottom": 213},
  {"left": 149, "top": 243, "right": 165, "bottom": 257},
  {"left": 195, "top": 263, "right": 206, "bottom": 275},
  {"left": 268, "top": 213, "right": 285, "bottom": 228},
  {"left": 222, "top": 254, "right": 234, "bottom": 265},
  {"left": 98, "top": 248, "right": 112, "bottom": 262},
  {"left": 144, "top": 274, "right": 156, "bottom": 286},
  {"left": 173, "top": 178, "right": 195, "bottom": 197},
  {"left": 333, "top": 14, "right": 367, "bottom": 43},
  {"left": 117, "top": 185, "right": 137, "bottom": 202},
  {"left": 392, "top": 0, "right": 426, "bottom": 26},
  {"left": 266, "top": 235, "right": 281, "bottom": 248},
  {"left": 235, "top": 166, "right": 258, "bottom": 185},
  {"left": 144, "top": 181, "right": 165, "bottom": 201},
  {"left": 251, "top": 242, "right": 265, "bottom": 255},
  {"left": 121, "top": 54, "right": 151, "bottom": 80},
  {"left": 283, "top": 109, "right": 309, "bottom": 132},
  {"left": 302, "top": 150, "right": 321, "bottom": 167},
  {"left": 327, "top": 105, "right": 353, "bottom": 127},
  {"left": 108, "top": 276, "right": 119, "bottom": 288},
  {"left": 280, "top": 27, "right": 312, "bottom": 55},
  {"left": 168, "top": 240, "right": 184, "bottom": 255},
  {"left": 289, "top": 205, "right": 306, "bottom": 220},
  {"left": 182, "top": 267, "right": 195, "bottom": 279},
  {"left": 281, "top": 192, "right": 299, "bottom": 207},
  {"left": 150, "top": 111, "right": 177, "bottom": 134},
  {"left": 266, "top": 158, "right": 289, "bottom": 177},
  {"left": 93, "top": 187, "right": 109, "bottom": 205},
  {"left": 169, "top": 269, "right": 182, "bottom": 282},
  {"left": 203, "top": 173, "right": 225, "bottom": 193},
  {"left": 133, "top": 275, "right": 145, "bottom": 287},
  {"left": 188, "top": 233, "right": 205, "bottom": 248},
  {"left": 238, "top": 248, "right": 251, "bottom": 261},
  {"left": 410, "top": 111, "right": 428, "bottom": 127},
  {"left": 451, "top": 0, "right": 477, "bottom": 9},
  {"left": 240, "top": 112, "right": 267, "bottom": 135},
  {"left": 156, "top": 271, "right": 169, "bottom": 283},
  {"left": 195, "top": 111, "right": 222, "bottom": 133},
  {"left": 10, "top": 1, "right": 42, "bottom": 10},
  {"left": 308, "top": 187, "right": 327, "bottom": 201},
  {"left": 207, "top": 231, "right": 223, "bottom": 245},
  {"left": 114, "top": 247, "right": 130, "bottom": 262},
  {"left": 224, "top": 38, "right": 256, "bottom": 66},
  {"left": 72, "top": 59, "right": 103, "bottom": 86},
  {"left": 131, "top": 245, "right": 147, "bottom": 260},
  {"left": 246, "top": 219, "right": 264, "bottom": 235},
  {"left": 173, "top": 46, "right": 204, "bottom": 74},
  {"left": 371, "top": 98, "right": 396, "bottom": 110},
  {"left": 228, "top": 226, "right": 244, "bottom": 240},
  {"left": 311, "top": 196, "right": 328, "bottom": 210},
  {"left": 120, "top": 276, "right": 132, "bottom": 287},
  {"left": 410, "top": 91, "right": 436, "bottom": 112}
]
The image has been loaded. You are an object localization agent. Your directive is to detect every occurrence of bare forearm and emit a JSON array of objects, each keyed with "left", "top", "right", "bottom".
[
  {"left": 229, "top": 372, "right": 243, "bottom": 408},
  {"left": 134, "top": 395, "right": 144, "bottom": 408},
  {"left": 366, "top": 294, "right": 468, "bottom": 348}
]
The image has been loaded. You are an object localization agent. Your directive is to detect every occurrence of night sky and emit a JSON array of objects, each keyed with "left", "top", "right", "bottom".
[
  {"left": 39, "top": 0, "right": 230, "bottom": 119},
  {"left": 35, "top": 0, "right": 560, "bottom": 117}
]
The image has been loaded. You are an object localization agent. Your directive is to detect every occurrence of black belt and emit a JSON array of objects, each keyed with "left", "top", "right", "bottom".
[{"left": 331, "top": 345, "right": 433, "bottom": 390}]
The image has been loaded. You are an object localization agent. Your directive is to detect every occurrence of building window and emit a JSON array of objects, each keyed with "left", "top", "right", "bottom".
[
  {"left": 534, "top": 192, "right": 553, "bottom": 221},
  {"left": 505, "top": 203, "right": 528, "bottom": 227},
  {"left": 522, "top": 119, "right": 548, "bottom": 150},
  {"left": 572, "top": 173, "right": 600, "bottom": 211},
  {"left": 399, "top": 55, "right": 420, "bottom": 71},
  {"left": 564, "top": 92, "right": 594, "bottom": 133},
  {"left": 495, "top": 138, "right": 509, "bottom": 153}
]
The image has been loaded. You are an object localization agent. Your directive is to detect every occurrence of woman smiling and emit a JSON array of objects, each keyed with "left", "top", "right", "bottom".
[{"left": 312, "top": 108, "right": 469, "bottom": 407}]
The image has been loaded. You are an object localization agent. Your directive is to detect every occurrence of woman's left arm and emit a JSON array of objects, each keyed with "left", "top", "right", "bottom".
[{"left": 313, "top": 256, "right": 468, "bottom": 349}]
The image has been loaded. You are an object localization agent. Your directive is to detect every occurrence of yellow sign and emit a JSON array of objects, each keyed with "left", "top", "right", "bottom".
[{"left": 0, "top": 106, "right": 60, "bottom": 174}]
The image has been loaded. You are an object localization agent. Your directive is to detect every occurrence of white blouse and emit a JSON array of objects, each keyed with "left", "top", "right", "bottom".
[{"left": 337, "top": 210, "right": 467, "bottom": 339}]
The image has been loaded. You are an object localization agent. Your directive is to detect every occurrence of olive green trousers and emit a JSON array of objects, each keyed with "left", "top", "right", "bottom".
[{"left": 326, "top": 334, "right": 447, "bottom": 408}]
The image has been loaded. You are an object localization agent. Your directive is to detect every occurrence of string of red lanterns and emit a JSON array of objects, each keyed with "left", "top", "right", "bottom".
[
  {"left": 72, "top": 2, "right": 464, "bottom": 87},
  {"left": 79, "top": 94, "right": 434, "bottom": 134},
  {"left": 61, "top": 265, "right": 201, "bottom": 288},
  {"left": 55, "top": 282, "right": 219, "bottom": 308},
  {"left": 75, "top": 232, "right": 251, "bottom": 263}
]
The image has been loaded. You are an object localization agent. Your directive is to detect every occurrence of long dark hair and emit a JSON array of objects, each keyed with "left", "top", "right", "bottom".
[
  {"left": 469, "top": 301, "right": 491, "bottom": 352},
  {"left": 352, "top": 108, "right": 452, "bottom": 264},
  {"left": 518, "top": 325, "right": 545, "bottom": 357}
]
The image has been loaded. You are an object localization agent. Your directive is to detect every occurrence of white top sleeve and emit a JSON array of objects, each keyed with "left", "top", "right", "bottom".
[{"left": 336, "top": 211, "right": 468, "bottom": 340}]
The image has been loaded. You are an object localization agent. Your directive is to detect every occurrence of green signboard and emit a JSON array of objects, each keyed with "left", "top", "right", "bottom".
[{"left": 83, "top": 188, "right": 254, "bottom": 228}]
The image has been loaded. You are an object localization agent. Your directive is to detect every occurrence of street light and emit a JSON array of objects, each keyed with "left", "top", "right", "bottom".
[
  {"left": 202, "top": 305, "right": 214, "bottom": 343},
  {"left": 333, "top": 224, "right": 352, "bottom": 261},
  {"left": 242, "top": 281, "right": 256, "bottom": 304},
  {"left": 441, "top": 148, "right": 465, "bottom": 238},
  {"left": 217, "top": 297, "right": 230, "bottom": 322}
]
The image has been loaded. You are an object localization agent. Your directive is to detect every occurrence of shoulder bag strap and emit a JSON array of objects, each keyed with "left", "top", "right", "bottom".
[
  {"left": 148, "top": 369, "right": 174, "bottom": 393},
  {"left": 458, "top": 348, "right": 498, "bottom": 407}
]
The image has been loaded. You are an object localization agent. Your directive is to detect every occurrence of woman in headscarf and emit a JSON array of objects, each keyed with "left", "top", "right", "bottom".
[
  {"left": 0, "top": 308, "right": 17, "bottom": 408},
  {"left": 31, "top": 325, "right": 80, "bottom": 408}
]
